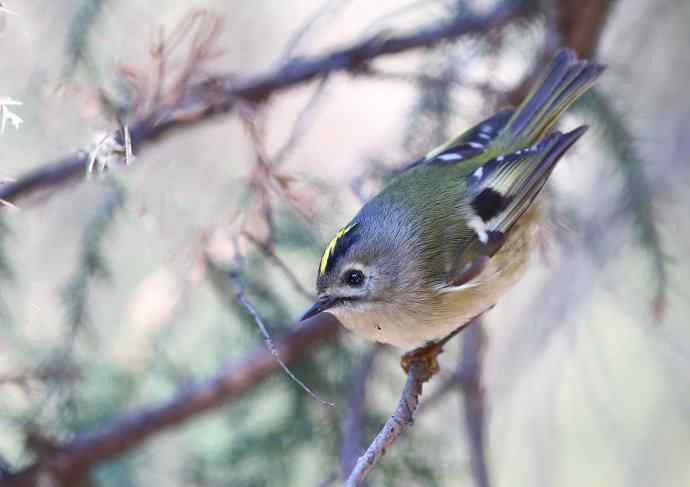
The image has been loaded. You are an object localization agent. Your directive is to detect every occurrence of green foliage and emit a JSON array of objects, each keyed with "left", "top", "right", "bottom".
[
  {"left": 63, "top": 0, "right": 110, "bottom": 78},
  {"left": 0, "top": 215, "right": 12, "bottom": 282},
  {"left": 577, "top": 89, "right": 668, "bottom": 312},
  {"left": 0, "top": 215, "right": 13, "bottom": 319},
  {"left": 61, "top": 180, "right": 125, "bottom": 333},
  {"left": 178, "top": 343, "right": 352, "bottom": 487},
  {"left": 404, "top": 53, "right": 456, "bottom": 158}
]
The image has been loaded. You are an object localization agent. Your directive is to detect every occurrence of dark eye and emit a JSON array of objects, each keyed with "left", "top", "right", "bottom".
[{"left": 344, "top": 269, "right": 365, "bottom": 287}]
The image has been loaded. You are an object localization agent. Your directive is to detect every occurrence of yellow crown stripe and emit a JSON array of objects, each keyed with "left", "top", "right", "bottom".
[{"left": 319, "top": 223, "right": 357, "bottom": 275}]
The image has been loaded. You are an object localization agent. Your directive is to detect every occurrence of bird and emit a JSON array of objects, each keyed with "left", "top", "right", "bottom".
[{"left": 300, "top": 49, "right": 605, "bottom": 366}]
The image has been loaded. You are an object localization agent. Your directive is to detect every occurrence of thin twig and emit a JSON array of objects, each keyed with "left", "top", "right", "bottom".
[
  {"left": 243, "top": 231, "right": 315, "bottom": 300},
  {"left": 228, "top": 265, "right": 334, "bottom": 408},
  {"left": 272, "top": 75, "right": 330, "bottom": 166},
  {"left": 122, "top": 124, "right": 133, "bottom": 165},
  {"left": 0, "top": 198, "right": 19, "bottom": 210},
  {"left": 280, "top": 0, "right": 353, "bottom": 60}
]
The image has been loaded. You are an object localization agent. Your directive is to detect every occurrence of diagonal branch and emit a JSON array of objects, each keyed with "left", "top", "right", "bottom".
[
  {"left": 344, "top": 360, "right": 432, "bottom": 487},
  {"left": 0, "top": 0, "right": 528, "bottom": 205},
  {"left": 3, "top": 313, "right": 340, "bottom": 487},
  {"left": 229, "top": 264, "right": 334, "bottom": 407},
  {"left": 345, "top": 325, "right": 466, "bottom": 486}
]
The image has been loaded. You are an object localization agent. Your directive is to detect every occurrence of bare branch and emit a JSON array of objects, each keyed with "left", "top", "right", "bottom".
[
  {"left": 272, "top": 76, "right": 330, "bottom": 167},
  {"left": 229, "top": 263, "right": 335, "bottom": 407},
  {"left": 340, "top": 346, "right": 380, "bottom": 480},
  {"left": 243, "top": 231, "right": 315, "bottom": 301},
  {"left": 0, "top": 0, "right": 528, "bottom": 205},
  {"left": 345, "top": 361, "right": 432, "bottom": 487},
  {"left": 345, "top": 324, "right": 466, "bottom": 486}
]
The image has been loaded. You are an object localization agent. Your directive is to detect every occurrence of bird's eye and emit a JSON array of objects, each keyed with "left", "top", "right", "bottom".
[{"left": 344, "top": 269, "right": 365, "bottom": 287}]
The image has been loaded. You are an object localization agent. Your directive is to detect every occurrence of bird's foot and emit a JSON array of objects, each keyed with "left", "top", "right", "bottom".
[{"left": 400, "top": 341, "right": 446, "bottom": 377}]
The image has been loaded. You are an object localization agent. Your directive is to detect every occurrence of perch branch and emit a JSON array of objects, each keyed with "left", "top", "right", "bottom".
[
  {"left": 345, "top": 325, "right": 465, "bottom": 487},
  {"left": 344, "top": 361, "right": 433, "bottom": 487}
]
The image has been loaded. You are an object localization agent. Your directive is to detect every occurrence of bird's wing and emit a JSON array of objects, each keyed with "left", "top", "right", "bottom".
[
  {"left": 424, "top": 108, "right": 514, "bottom": 162},
  {"left": 440, "top": 127, "right": 588, "bottom": 291},
  {"left": 425, "top": 49, "right": 604, "bottom": 292},
  {"left": 424, "top": 49, "right": 604, "bottom": 170}
]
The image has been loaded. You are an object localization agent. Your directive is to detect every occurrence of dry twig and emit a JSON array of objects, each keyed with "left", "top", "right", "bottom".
[
  {"left": 242, "top": 231, "right": 315, "bottom": 300},
  {"left": 229, "top": 257, "right": 334, "bottom": 407}
]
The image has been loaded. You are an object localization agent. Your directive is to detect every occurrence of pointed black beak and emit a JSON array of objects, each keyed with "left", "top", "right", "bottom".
[{"left": 300, "top": 296, "right": 338, "bottom": 322}]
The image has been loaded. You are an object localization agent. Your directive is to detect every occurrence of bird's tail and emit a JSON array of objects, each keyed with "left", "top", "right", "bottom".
[{"left": 496, "top": 49, "right": 605, "bottom": 150}]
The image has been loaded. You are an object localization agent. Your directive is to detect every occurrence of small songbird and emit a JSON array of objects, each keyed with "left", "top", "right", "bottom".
[{"left": 301, "top": 49, "right": 604, "bottom": 354}]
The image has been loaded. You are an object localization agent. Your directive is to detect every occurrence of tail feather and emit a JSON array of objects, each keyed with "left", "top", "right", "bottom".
[{"left": 498, "top": 49, "right": 605, "bottom": 149}]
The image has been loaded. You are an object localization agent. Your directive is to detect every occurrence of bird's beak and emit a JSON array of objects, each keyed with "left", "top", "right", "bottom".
[{"left": 300, "top": 296, "right": 338, "bottom": 322}]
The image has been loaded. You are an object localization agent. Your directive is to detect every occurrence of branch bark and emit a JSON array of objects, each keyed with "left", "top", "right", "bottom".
[
  {"left": 507, "top": 0, "right": 613, "bottom": 104},
  {"left": 340, "top": 346, "right": 380, "bottom": 481},
  {"left": 458, "top": 321, "right": 490, "bottom": 487},
  {"left": 3, "top": 313, "right": 340, "bottom": 487},
  {"left": 345, "top": 325, "right": 466, "bottom": 487},
  {"left": 344, "top": 361, "right": 433, "bottom": 487},
  {"left": 0, "top": 0, "right": 528, "bottom": 205}
]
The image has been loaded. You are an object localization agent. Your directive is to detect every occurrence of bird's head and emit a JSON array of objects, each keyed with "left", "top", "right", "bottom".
[{"left": 300, "top": 221, "right": 410, "bottom": 321}]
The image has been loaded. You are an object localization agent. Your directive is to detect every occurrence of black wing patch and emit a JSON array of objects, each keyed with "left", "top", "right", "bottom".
[
  {"left": 471, "top": 188, "right": 513, "bottom": 221},
  {"left": 467, "top": 127, "right": 587, "bottom": 237}
]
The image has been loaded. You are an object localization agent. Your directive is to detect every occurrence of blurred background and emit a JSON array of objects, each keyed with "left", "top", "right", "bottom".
[{"left": 1, "top": 0, "right": 689, "bottom": 486}]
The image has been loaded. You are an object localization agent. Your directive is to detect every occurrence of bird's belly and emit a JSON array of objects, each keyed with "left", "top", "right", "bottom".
[{"left": 331, "top": 298, "right": 490, "bottom": 350}]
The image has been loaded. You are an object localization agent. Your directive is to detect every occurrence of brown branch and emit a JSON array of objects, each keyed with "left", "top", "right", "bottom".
[
  {"left": 458, "top": 321, "right": 490, "bottom": 487},
  {"left": 3, "top": 313, "right": 340, "bottom": 487},
  {"left": 0, "top": 0, "right": 528, "bottom": 205},
  {"left": 340, "top": 346, "right": 380, "bottom": 480},
  {"left": 507, "top": 0, "right": 613, "bottom": 104},
  {"left": 345, "top": 325, "right": 464, "bottom": 486},
  {"left": 344, "top": 361, "right": 432, "bottom": 487}
]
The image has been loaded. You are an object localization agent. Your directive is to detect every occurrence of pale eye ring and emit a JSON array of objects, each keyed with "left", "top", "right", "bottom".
[{"left": 344, "top": 269, "right": 365, "bottom": 287}]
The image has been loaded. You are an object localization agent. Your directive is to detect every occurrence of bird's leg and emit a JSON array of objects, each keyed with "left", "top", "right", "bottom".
[
  {"left": 400, "top": 316, "right": 482, "bottom": 375},
  {"left": 400, "top": 340, "right": 446, "bottom": 376}
]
